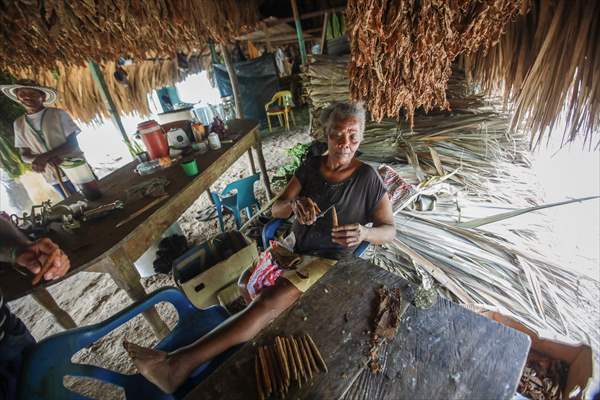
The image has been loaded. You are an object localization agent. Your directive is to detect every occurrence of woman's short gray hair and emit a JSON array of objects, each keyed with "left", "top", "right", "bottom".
[{"left": 320, "top": 101, "right": 366, "bottom": 137}]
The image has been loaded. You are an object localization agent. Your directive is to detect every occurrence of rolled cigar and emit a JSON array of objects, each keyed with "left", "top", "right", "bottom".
[
  {"left": 306, "top": 334, "right": 328, "bottom": 373},
  {"left": 32, "top": 249, "right": 60, "bottom": 285},
  {"left": 296, "top": 336, "right": 313, "bottom": 380},
  {"left": 258, "top": 347, "right": 272, "bottom": 397},
  {"left": 262, "top": 346, "right": 276, "bottom": 395},
  {"left": 332, "top": 206, "right": 338, "bottom": 227},
  {"left": 275, "top": 337, "right": 290, "bottom": 386},
  {"left": 284, "top": 337, "right": 298, "bottom": 383},
  {"left": 255, "top": 355, "right": 266, "bottom": 400},
  {"left": 268, "top": 345, "right": 285, "bottom": 396},
  {"left": 302, "top": 336, "right": 319, "bottom": 375},
  {"left": 290, "top": 336, "right": 306, "bottom": 385}
]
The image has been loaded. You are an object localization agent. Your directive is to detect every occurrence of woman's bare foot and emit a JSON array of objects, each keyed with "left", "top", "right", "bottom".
[{"left": 123, "top": 340, "right": 188, "bottom": 394}]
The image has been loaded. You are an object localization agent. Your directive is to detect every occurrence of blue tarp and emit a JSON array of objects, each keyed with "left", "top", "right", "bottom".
[{"left": 214, "top": 54, "right": 279, "bottom": 127}]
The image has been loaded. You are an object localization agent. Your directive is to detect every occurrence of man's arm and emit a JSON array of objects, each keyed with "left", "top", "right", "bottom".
[
  {"left": 0, "top": 218, "right": 70, "bottom": 280},
  {"left": 21, "top": 135, "right": 80, "bottom": 173},
  {"left": 0, "top": 217, "right": 31, "bottom": 263},
  {"left": 38, "top": 134, "right": 80, "bottom": 163}
]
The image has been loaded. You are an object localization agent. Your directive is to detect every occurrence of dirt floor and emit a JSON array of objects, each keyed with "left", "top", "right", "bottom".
[{"left": 8, "top": 121, "right": 312, "bottom": 399}]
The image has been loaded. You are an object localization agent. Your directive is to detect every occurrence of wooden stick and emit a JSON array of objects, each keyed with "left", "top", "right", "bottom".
[
  {"left": 258, "top": 347, "right": 272, "bottom": 397},
  {"left": 284, "top": 337, "right": 298, "bottom": 383},
  {"left": 255, "top": 354, "right": 266, "bottom": 400},
  {"left": 115, "top": 195, "right": 167, "bottom": 228},
  {"left": 306, "top": 333, "right": 328, "bottom": 373},
  {"left": 51, "top": 163, "right": 73, "bottom": 198},
  {"left": 32, "top": 249, "right": 60, "bottom": 285},
  {"left": 291, "top": 336, "right": 306, "bottom": 385},
  {"left": 296, "top": 336, "right": 313, "bottom": 380},
  {"left": 302, "top": 336, "right": 320, "bottom": 375},
  {"left": 332, "top": 206, "right": 338, "bottom": 227}
]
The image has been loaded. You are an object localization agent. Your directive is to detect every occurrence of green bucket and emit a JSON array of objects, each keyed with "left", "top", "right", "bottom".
[{"left": 181, "top": 158, "right": 199, "bottom": 176}]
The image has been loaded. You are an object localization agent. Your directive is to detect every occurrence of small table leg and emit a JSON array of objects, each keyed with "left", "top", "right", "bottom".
[
  {"left": 108, "top": 249, "right": 170, "bottom": 339},
  {"left": 254, "top": 134, "right": 273, "bottom": 201},
  {"left": 247, "top": 149, "right": 257, "bottom": 175},
  {"left": 31, "top": 287, "right": 77, "bottom": 330}
]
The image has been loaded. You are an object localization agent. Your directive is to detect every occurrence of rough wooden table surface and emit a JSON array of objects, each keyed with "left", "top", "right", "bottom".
[
  {"left": 185, "top": 257, "right": 530, "bottom": 400},
  {"left": 1, "top": 119, "right": 267, "bottom": 336}
]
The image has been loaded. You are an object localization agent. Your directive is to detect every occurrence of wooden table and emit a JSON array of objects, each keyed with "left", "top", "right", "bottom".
[
  {"left": 186, "top": 258, "right": 531, "bottom": 400},
  {"left": 0, "top": 119, "right": 271, "bottom": 337}
]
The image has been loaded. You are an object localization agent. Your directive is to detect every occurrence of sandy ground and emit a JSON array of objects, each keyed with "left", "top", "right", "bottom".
[{"left": 8, "top": 120, "right": 312, "bottom": 399}]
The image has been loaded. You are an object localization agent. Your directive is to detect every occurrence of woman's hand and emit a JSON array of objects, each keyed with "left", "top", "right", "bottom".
[
  {"left": 332, "top": 223, "right": 367, "bottom": 247},
  {"left": 15, "top": 238, "right": 71, "bottom": 281},
  {"left": 290, "top": 197, "right": 321, "bottom": 225}
]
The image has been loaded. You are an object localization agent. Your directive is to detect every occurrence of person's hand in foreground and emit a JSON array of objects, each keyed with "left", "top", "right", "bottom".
[
  {"left": 16, "top": 238, "right": 70, "bottom": 281},
  {"left": 331, "top": 223, "right": 367, "bottom": 247},
  {"left": 291, "top": 197, "right": 321, "bottom": 225}
]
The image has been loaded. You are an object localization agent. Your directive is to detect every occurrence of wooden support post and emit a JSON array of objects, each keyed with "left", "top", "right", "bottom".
[
  {"left": 221, "top": 43, "right": 257, "bottom": 175},
  {"left": 108, "top": 248, "right": 170, "bottom": 339},
  {"left": 291, "top": 0, "right": 308, "bottom": 65},
  {"left": 254, "top": 131, "right": 273, "bottom": 201},
  {"left": 87, "top": 61, "right": 130, "bottom": 146},
  {"left": 320, "top": 12, "right": 329, "bottom": 55},
  {"left": 209, "top": 40, "right": 219, "bottom": 64},
  {"left": 31, "top": 287, "right": 77, "bottom": 330}
]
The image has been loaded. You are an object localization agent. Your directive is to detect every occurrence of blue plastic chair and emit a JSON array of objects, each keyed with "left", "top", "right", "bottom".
[
  {"left": 19, "top": 287, "right": 235, "bottom": 400},
  {"left": 210, "top": 174, "right": 261, "bottom": 232},
  {"left": 261, "top": 218, "right": 370, "bottom": 257}
]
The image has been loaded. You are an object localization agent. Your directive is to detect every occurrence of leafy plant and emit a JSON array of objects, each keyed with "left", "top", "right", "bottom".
[
  {"left": 273, "top": 143, "right": 310, "bottom": 183},
  {"left": 0, "top": 135, "right": 29, "bottom": 179}
]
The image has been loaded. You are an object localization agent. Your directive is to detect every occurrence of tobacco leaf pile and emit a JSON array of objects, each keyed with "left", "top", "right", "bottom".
[
  {"left": 0, "top": 0, "right": 260, "bottom": 75},
  {"left": 345, "top": 0, "right": 527, "bottom": 124}
]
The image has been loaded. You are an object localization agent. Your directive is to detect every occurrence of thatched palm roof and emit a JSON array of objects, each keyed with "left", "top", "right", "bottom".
[
  {"left": 23, "top": 56, "right": 208, "bottom": 124},
  {"left": 0, "top": 0, "right": 260, "bottom": 75},
  {"left": 465, "top": 0, "right": 600, "bottom": 149}
]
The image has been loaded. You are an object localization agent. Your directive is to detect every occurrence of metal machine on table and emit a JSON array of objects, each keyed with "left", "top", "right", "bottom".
[{"left": 10, "top": 199, "right": 124, "bottom": 236}]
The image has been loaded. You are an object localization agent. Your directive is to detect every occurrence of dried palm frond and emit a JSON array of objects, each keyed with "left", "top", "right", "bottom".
[
  {"left": 0, "top": 0, "right": 260, "bottom": 75},
  {"left": 22, "top": 58, "right": 204, "bottom": 123},
  {"left": 464, "top": 0, "right": 600, "bottom": 149},
  {"left": 367, "top": 211, "right": 600, "bottom": 350},
  {"left": 345, "top": 0, "right": 526, "bottom": 124}
]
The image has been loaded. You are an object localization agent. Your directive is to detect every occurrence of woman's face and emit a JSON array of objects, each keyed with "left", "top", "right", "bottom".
[{"left": 326, "top": 116, "right": 362, "bottom": 163}]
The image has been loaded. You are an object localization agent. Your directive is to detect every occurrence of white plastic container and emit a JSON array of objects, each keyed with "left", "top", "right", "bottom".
[{"left": 208, "top": 132, "right": 221, "bottom": 150}]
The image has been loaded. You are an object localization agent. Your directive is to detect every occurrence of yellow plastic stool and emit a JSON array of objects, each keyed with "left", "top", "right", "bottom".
[{"left": 265, "top": 90, "right": 296, "bottom": 132}]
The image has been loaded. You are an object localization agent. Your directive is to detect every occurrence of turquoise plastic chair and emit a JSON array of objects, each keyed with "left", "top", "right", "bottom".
[
  {"left": 210, "top": 174, "right": 261, "bottom": 232},
  {"left": 19, "top": 287, "right": 235, "bottom": 400}
]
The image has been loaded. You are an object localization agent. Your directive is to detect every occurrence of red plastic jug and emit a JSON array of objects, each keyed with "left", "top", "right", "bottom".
[{"left": 137, "top": 120, "right": 169, "bottom": 160}]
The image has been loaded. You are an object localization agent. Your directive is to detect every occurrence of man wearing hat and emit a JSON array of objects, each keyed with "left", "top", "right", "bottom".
[{"left": 0, "top": 80, "right": 85, "bottom": 198}]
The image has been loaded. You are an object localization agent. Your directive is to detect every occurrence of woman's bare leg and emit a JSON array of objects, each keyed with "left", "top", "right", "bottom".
[{"left": 124, "top": 278, "right": 302, "bottom": 393}]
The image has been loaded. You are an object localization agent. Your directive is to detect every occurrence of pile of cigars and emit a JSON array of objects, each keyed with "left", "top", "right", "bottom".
[{"left": 254, "top": 334, "right": 327, "bottom": 399}]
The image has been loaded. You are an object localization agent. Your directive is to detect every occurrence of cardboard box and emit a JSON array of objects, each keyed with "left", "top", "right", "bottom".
[
  {"left": 483, "top": 311, "right": 594, "bottom": 400},
  {"left": 174, "top": 235, "right": 258, "bottom": 309}
]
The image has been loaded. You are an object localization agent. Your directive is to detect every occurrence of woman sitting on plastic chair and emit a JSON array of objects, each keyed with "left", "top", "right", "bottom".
[{"left": 123, "top": 101, "right": 395, "bottom": 394}]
